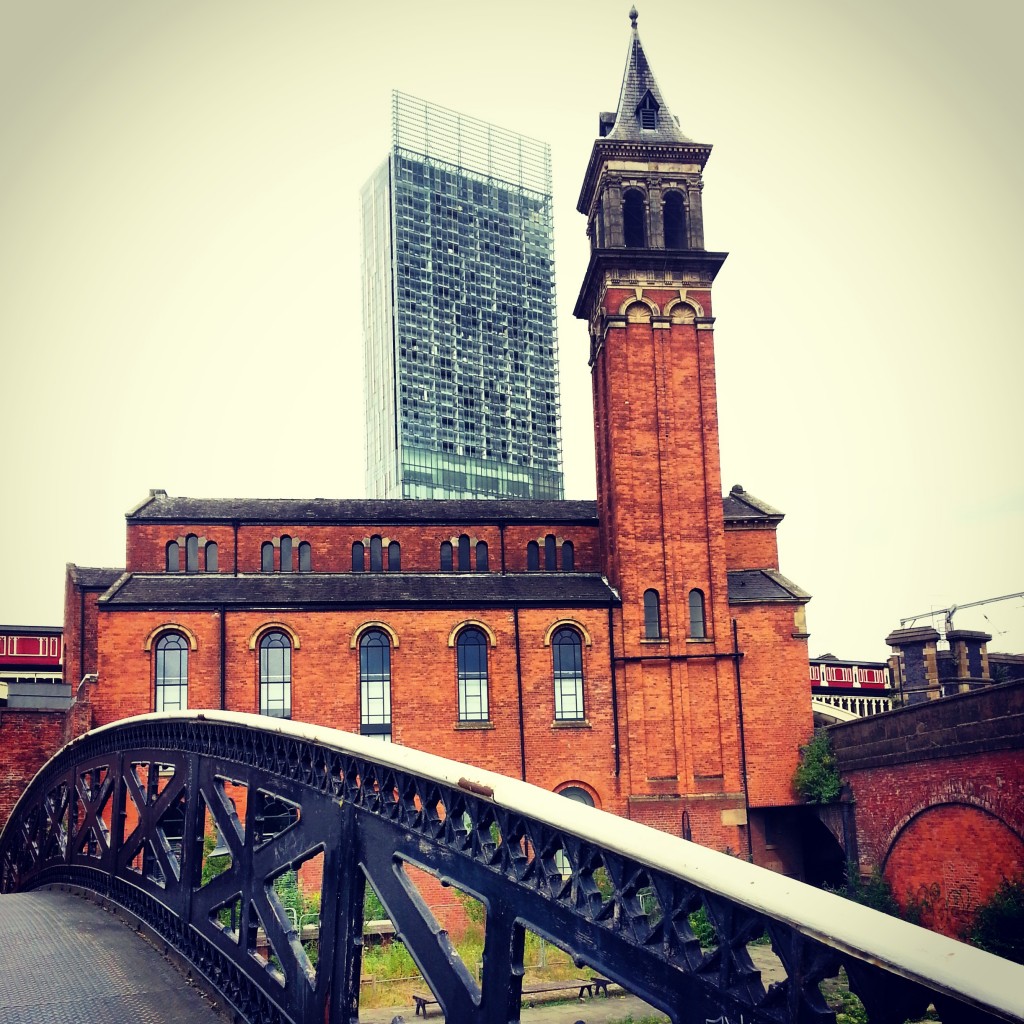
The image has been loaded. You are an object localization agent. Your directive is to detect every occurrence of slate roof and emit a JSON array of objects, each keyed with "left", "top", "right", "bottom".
[
  {"left": 128, "top": 491, "right": 599, "bottom": 526},
  {"left": 67, "top": 565, "right": 125, "bottom": 589},
  {"left": 604, "top": 8, "right": 693, "bottom": 144},
  {"left": 727, "top": 570, "right": 810, "bottom": 604},
  {"left": 100, "top": 572, "right": 620, "bottom": 610},
  {"left": 721, "top": 486, "right": 784, "bottom": 525}
]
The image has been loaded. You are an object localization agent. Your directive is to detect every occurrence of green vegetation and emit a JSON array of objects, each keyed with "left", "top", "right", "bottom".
[
  {"left": 970, "top": 873, "right": 1024, "bottom": 964},
  {"left": 793, "top": 729, "right": 842, "bottom": 803}
]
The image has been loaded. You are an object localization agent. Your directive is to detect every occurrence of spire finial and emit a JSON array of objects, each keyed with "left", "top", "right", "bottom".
[{"left": 629, "top": 6, "right": 638, "bottom": 28}]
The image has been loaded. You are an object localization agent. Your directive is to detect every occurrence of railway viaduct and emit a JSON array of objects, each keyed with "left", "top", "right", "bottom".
[{"left": 829, "top": 679, "right": 1024, "bottom": 938}]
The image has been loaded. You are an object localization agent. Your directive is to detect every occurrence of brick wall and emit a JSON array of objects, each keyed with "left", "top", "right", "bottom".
[
  {"left": 0, "top": 709, "right": 66, "bottom": 830},
  {"left": 125, "top": 520, "right": 602, "bottom": 575},
  {"left": 724, "top": 527, "right": 779, "bottom": 571},
  {"left": 831, "top": 682, "right": 1024, "bottom": 937}
]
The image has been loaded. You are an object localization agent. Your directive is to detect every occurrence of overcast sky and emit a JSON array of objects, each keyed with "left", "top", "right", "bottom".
[{"left": 1, "top": 0, "right": 1021, "bottom": 661}]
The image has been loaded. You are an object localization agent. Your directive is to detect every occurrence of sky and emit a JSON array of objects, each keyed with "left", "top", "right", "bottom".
[{"left": 1, "top": 0, "right": 1021, "bottom": 661}]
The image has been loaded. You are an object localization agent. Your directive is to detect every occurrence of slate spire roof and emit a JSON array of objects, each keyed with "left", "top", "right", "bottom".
[{"left": 604, "top": 6, "right": 692, "bottom": 144}]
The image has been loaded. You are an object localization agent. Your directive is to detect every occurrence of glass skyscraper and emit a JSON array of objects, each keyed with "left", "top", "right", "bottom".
[{"left": 361, "top": 92, "right": 563, "bottom": 500}]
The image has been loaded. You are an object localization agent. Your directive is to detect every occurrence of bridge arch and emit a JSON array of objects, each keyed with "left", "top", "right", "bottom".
[{"left": 1, "top": 712, "right": 1018, "bottom": 1024}]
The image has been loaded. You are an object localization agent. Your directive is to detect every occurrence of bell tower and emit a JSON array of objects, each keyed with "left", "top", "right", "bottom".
[{"left": 575, "top": 8, "right": 746, "bottom": 848}]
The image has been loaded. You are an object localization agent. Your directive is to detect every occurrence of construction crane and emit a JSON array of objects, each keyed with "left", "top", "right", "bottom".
[{"left": 900, "top": 590, "right": 1024, "bottom": 636}]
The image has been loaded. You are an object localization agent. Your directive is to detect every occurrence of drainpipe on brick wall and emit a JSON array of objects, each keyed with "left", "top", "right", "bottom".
[
  {"left": 78, "top": 586, "right": 86, "bottom": 690},
  {"left": 498, "top": 522, "right": 507, "bottom": 573},
  {"left": 732, "top": 618, "right": 753, "bottom": 862},
  {"left": 513, "top": 604, "right": 526, "bottom": 781},
  {"left": 608, "top": 601, "right": 620, "bottom": 777},
  {"left": 219, "top": 605, "right": 227, "bottom": 710},
  {"left": 232, "top": 521, "right": 240, "bottom": 574}
]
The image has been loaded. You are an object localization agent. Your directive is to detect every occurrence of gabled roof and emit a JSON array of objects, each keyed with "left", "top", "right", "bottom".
[
  {"left": 603, "top": 7, "right": 693, "bottom": 144},
  {"left": 128, "top": 491, "right": 599, "bottom": 526},
  {"left": 99, "top": 572, "right": 620, "bottom": 610},
  {"left": 727, "top": 569, "right": 810, "bottom": 604},
  {"left": 67, "top": 565, "right": 125, "bottom": 589},
  {"left": 722, "top": 485, "right": 784, "bottom": 526}
]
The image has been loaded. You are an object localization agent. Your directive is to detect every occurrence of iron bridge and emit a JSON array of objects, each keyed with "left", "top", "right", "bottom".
[{"left": 1, "top": 711, "right": 1021, "bottom": 1024}]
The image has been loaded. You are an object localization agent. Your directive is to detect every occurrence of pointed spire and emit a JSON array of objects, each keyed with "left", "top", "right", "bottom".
[{"left": 604, "top": 7, "right": 691, "bottom": 143}]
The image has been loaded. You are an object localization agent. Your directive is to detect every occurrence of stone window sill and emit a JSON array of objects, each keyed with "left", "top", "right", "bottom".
[
  {"left": 455, "top": 720, "right": 494, "bottom": 731},
  {"left": 552, "top": 719, "right": 591, "bottom": 729}
]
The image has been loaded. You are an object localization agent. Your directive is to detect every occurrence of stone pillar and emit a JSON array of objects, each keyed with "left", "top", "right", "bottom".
[
  {"left": 605, "top": 181, "right": 624, "bottom": 248},
  {"left": 687, "top": 181, "right": 705, "bottom": 250},
  {"left": 885, "top": 627, "right": 941, "bottom": 705},
  {"left": 945, "top": 629, "right": 992, "bottom": 694},
  {"left": 647, "top": 182, "right": 664, "bottom": 248}
]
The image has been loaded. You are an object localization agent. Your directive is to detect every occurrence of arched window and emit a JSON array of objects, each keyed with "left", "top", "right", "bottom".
[
  {"left": 280, "top": 536, "right": 293, "bottom": 573},
  {"left": 561, "top": 541, "right": 575, "bottom": 571},
  {"left": 155, "top": 633, "right": 188, "bottom": 712},
  {"left": 298, "top": 542, "right": 311, "bottom": 573},
  {"left": 185, "top": 534, "right": 199, "bottom": 574},
  {"left": 456, "top": 628, "right": 489, "bottom": 722},
  {"left": 388, "top": 541, "right": 401, "bottom": 571},
  {"left": 552, "top": 628, "right": 585, "bottom": 721},
  {"left": 205, "top": 541, "right": 218, "bottom": 573},
  {"left": 559, "top": 786, "right": 595, "bottom": 807},
  {"left": 663, "top": 191, "right": 687, "bottom": 249},
  {"left": 259, "top": 631, "right": 291, "bottom": 719},
  {"left": 544, "top": 534, "right": 557, "bottom": 570},
  {"left": 457, "top": 534, "right": 471, "bottom": 571},
  {"left": 440, "top": 541, "right": 453, "bottom": 571},
  {"left": 261, "top": 542, "right": 274, "bottom": 574},
  {"left": 359, "top": 630, "right": 392, "bottom": 740},
  {"left": 370, "top": 535, "right": 383, "bottom": 572},
  {"left": 526, "top": 541, "right": 540, "bottom": 571},
  {"left": 623, "top": 189, "right": 646, "bottom": 248},
  {"left": 475, "top": 541, "right": 488, "bottom": 571},
  {"left": 352, "top": 541, "right": 365, "bottom": 572},
  {"left": 689, "top": 589, "right": 707, "bottom": 639},
  {"left": 166, "top": 541, "right": 180, "bottom": 573},
  {"left": 643, "top": 589, "right": 661, "bottom": 639}
]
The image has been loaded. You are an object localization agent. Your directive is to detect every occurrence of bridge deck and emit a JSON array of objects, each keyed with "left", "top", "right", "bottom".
[{"left": 0, "top": 889, "right": 224, "bottom": 1024}]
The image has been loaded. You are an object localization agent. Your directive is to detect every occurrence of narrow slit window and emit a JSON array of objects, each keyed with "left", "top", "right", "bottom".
[
  {"left": 370, "top": 535, "right": 383, "bottom": 572},
  {"left": 544, "top": 534, "right": 557, "bottom": 570},
  {"left": 440, "top": 541, "right": 453, "bottom": 571},
  {"left": 526, "top": 540, "right": 539, "bottom": 571},
  {"left": 352, "top": 541, "right": 365, "bottom": 572},
  {"left": 205, "top": 541, "right": 218, "bottom": 573},
  {"left": 261, "top": 542, "right": 275, "bottom": 574},
  {"left": 475, "top": 541, "right": 488, "bottom": 571},
  {"left": 689, "top": 589, "right": 707, "bottom": 639},
  {"left": 166, "top": 541, "right": 180, "bottom": 573},
  {"left": 280, "top": 535, "right": 292, "bottom": 573},
  {"left": 457, "top": 534, "right": 471, "bottom": 571},
  {"left": 643, "top": 589, "right": 661, "bottom": 639},
  {"left": 185, "top": 535, "right": 199, "bottom": 574},
  {"left": 298, "top": 542, "right": 311, "bottom": 573},
  {"left": 388, "top": 541, "right": 401, "bottom": 571}
]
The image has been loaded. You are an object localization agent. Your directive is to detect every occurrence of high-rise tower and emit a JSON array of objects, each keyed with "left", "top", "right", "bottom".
[{"left": 361, "top": 93, "right": 564, "bottom": 500}]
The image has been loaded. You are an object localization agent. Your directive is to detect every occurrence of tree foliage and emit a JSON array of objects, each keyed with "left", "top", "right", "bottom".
[{"left": 793, "top": 729, "right": 842, "bottom": 803}]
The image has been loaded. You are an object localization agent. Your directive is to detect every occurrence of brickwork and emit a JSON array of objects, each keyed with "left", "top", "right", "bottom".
[
  {"left": 833, "top": 683, "right": 1024, "bottom": 937},
  {"left": 125, "top": 520, "right": 601, "bottom": 576},
  {"left": 0, "top": 709, "right": 66, "bottom": 830},
  {"left": 724, "top": 527, "right": 779, "bottom": 571}
]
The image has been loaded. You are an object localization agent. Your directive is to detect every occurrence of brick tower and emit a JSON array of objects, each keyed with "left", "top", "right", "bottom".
[{"left": 575, "top": 8, "right": 747, "bottom": 851}]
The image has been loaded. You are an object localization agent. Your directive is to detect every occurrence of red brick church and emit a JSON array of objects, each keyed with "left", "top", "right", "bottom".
[{"left": 54, "top": 12, "right": 816, "bottom": 873}]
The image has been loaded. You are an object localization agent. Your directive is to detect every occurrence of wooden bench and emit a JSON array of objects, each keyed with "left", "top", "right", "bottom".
[
  {"left": 413, "top": 979, "right": 596, "bottom": 1016},
  {"left": 522, "top": 978, "right": 596, "bottom": 1001},
  {"left": 412, "top": 992, "right": 438, "bottom": 1017}
]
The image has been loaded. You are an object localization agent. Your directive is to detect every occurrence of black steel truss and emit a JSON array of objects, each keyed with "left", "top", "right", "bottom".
[{"left": 0, "top": 717, "right": 1011, "bottom": 1024}]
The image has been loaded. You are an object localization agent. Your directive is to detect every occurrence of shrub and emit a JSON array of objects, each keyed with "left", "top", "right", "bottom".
[
  {"left": 970, "top": 874, "right": 1024, "bottom": 964},
  {"left": 793, "top": 729, "right": 842, "bottom": 803}
]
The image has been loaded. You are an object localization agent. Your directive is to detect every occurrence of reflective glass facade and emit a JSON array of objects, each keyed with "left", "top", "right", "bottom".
[{"left": 361, "top": 93, "right": 563, "bottom": 500}]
